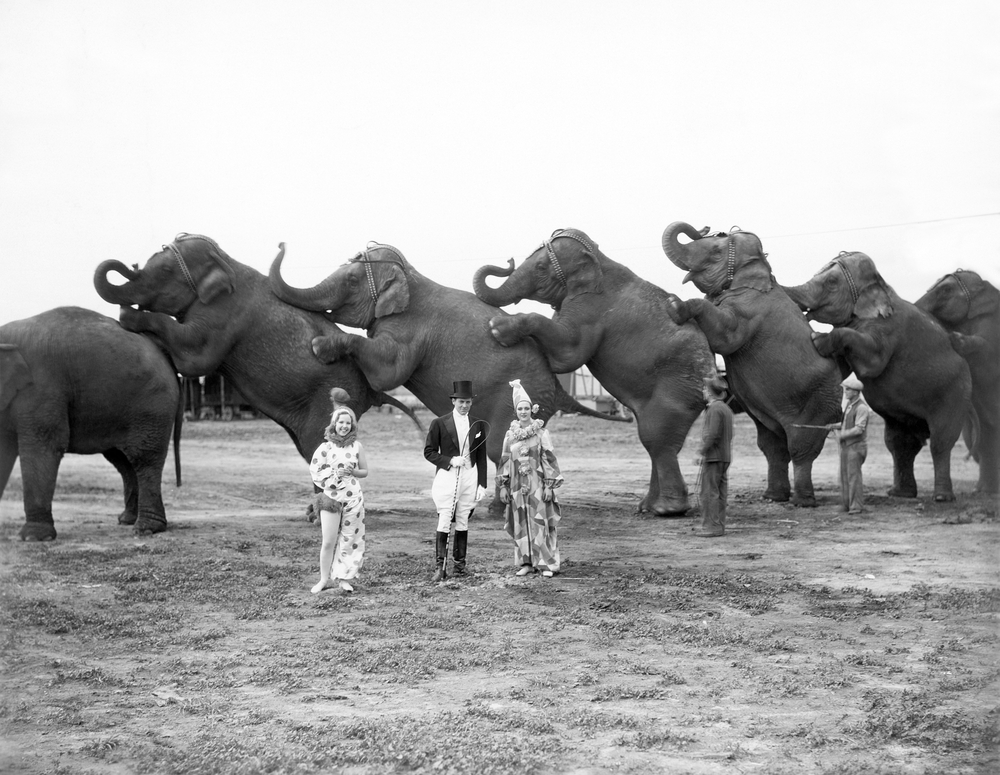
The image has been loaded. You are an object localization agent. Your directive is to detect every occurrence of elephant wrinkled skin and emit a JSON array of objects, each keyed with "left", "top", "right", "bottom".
[
  {"left": 661, "top": 222, "right": 845, "bottom": 506},
  {"left": 916, "top": 269, "right": 999, "bottom": 494},
  {"left": 1, "top": 307, "right": 182, "bottom": 540},
  {"left": 268, "top": 241, "right": 627, "bottom": 469},
  {"left": 784, "top": 252, "right": 972, "bottom": 501},
  {"left": 93, "top": 233, "right": 410, "bottom": 466},
  {"left": 472, "top": 228, "right": 715, "bottom": 516}
]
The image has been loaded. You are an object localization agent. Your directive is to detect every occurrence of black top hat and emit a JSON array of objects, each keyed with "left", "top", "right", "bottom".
[{"left": 450, "top": 380, "right": 476, "bottom": 399}]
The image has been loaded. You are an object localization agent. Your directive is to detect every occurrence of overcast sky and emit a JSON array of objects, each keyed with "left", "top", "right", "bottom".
[{"left": 2, "top": 0, "right": 998, "bottom": 329}]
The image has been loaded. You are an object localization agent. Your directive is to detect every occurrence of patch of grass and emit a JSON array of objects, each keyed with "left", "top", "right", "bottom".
[
  {"left": 846, "top": 688, "right": 996, "bottom": 754},
  {"left": 806, "top": 586, "right": 908, "bottom": 621},
  {"left": 465, "top": 703, "right": 557, "bottom": 733},
  {"left": 617, "top": 727, "right": 696, "bottom": 750},
  {"left": 591, "top": 685, "right": 666, "bottom": 702},
  {"left": 594, "top": 613, "right": 668, "bottom": 642},
  {"left": 673, "top": 621, "right": 796, "bottom": 653}
]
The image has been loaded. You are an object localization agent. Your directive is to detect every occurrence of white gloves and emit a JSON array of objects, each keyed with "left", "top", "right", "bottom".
[
  {"left": 475, "top": 486, "right": 488, "bottom": 503},
  {"left": 450, "top": 456, "right": 467, "bottom": 468}
]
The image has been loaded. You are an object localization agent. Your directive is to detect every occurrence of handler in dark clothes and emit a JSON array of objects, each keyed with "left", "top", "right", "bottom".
[
  {"left": 423, "top": 380, "right": 489, "bottom": 581},
  {"left": 694, "top": 375, "right": 734, "bottom": 537}
]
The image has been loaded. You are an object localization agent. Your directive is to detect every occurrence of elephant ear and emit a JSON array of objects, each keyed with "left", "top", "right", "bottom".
[
  {"left": 853, "top": 257, "right": 894, "bottom": 319},
  {"left": 729, "top": 231, "right": 773, "bottom": 293},
  {"left": 964, "top": 272, "right": 1000, "bottom": 320},
  {"left": 0, "top": 345, "right": 32, "bottom": 412},
  {"left": 566, "top": 251, "right": 604, "bottom": 297},
  {"left": 374, "top": 262, "right": 410, "bottom": 318},
  {"left": 197, "top": 248, "right": 236, "bottom": 305}
]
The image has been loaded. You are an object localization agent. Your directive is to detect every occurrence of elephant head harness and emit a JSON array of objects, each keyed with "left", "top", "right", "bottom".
[
  {"left": 941, "top": 270, "right": 974, "bottom": 316},
  {"left": 830, "top": 252, "right": 861, "bottom": 304},
  {"left": 543, "top": 230, "right": 598, "bottom": 288},
  {"left": 351, "top": 242, "right": 407, "bottom": 304},
  {"left": 164, "top": 233, "right": 221, "bottom": 294},
  {"left": 706, "top": 227, "right": 760, "bottom": 292}
]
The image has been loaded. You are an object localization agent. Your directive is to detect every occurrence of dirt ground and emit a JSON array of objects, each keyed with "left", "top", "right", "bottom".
[{"left": 1, "top": 407, "right": 997, "bottom": 774}]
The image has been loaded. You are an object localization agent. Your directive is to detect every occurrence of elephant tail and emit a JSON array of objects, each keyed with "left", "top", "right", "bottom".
[
  {"left": 173, "top": 374, "right": 184, "bottom": 487},
  {"left": 551, "top": 378, "right": 633, "bottom": 423},
  {"left": 378, "top": 392, "right": 425, "bottom": 433}
]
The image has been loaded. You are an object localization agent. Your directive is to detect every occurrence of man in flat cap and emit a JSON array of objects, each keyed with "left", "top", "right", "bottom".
[
  {"left": 694, "top": 374, "right": 734, "bottom": 537},
  {"left": 424, "top": 380, "right": 489, "bottom": 581},
  {"left": 828, "top": 374, "right": 869, "bottom": 514}
]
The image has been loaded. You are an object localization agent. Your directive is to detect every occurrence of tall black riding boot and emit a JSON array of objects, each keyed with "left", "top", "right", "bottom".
[
  {"left": 431, "top": 531, "right": 449, "bottom": 582},
  {"left": 453, "top": 530, "right": 468, "bottom": 576}
]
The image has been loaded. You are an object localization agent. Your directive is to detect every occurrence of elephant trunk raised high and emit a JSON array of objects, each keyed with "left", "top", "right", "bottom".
[
  {"left": 471, "top": 258, "right": 524, "bottom": 308},
  {"left": 94, "top": 260, "right": 141, "bottom": 306},
  {"left": 268, "top": 244, "right": 348, "bottom": 312},
  {"left": 662, "top": 221, "right": 719, "bottom": 284}
]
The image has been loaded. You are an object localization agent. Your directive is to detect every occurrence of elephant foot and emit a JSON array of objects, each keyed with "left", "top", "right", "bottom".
[
  {"left": 762, "top": 489, "right": 791, "bottom": 503},
  {"left": 933, "top": 491, "right": 956, "bottom": 503},
  {"left": 639, "top": 495, "right": 690, "bottom": 517},
  {"left": 20, "top": 522, "right": 57, "bottom": 541},
  {"left": 118, "top": 510, "right": 139, "bottom": 526},
  {"left": 791, "top": 494, "right": 818, "bottom": 508},
  {"left": 887, "top": 487, "right": 918, "bottom": 499},
  {"left": 133, "top": 515, "right": 167, "bottom": 535}
]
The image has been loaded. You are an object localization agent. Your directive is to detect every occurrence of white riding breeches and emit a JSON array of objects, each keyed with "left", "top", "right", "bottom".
[{"left": 432, "top": 465, "right": 478, "bottom": 532}]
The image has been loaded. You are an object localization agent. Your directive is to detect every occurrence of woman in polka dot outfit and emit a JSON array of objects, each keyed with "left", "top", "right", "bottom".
[{"left": 309, "top": 402, "right": 368, "bottom": 593}]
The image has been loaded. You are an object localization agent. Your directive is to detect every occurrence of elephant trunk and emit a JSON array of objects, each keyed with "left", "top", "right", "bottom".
[
  {"left": 268, "top": 244, "right": 346, "bottom": 312},
  {"left": 782, "top": 280, "right": 819, "bottom": 312},
  {"left": 93, "top": 260, "right": 141, "bottom": 305},
  {"left": 661, "top": 221, "right": 703, "bottom": 271},
  {"left": 472, "top": 258, "right": 523, "bottom": 308}
]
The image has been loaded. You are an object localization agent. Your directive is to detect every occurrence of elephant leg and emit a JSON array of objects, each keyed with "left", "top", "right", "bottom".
[
  {"left": 976, "top": 420, "right": 999, "bottom": 494},
  {"left": 884, "top": 419, "right": 924, "bottom": 498},
  {"left": 129, "top": 450, "right": 168, "bottom": 535},
  {"left": 635, "top": 410, "right": 689, "bottom": 516},
  {"left": 752, "top": 418, "right": 791, "bottom": 502},
  {"left": 790, "top": 459, "right": 817, "bottom": 507},
  {"left": 928, "top": 416, "right": 963, "bottom": 503},
  {"left": 636, "top": 463, "right": 661, "bottom": 515},
  {"left": 786, "top": 427, "right": 827, "bottom": 508},
  {"left": 16, "top": 440, "right": 62, "bottom": 541},
  {"left": 103, "top": 449, "right": 139, "bottom": 525},
  {"left": 0, "top": 430, "right": 17, "bottom": 501}
]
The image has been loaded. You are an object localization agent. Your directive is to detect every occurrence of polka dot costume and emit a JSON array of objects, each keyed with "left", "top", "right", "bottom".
[{"left": 310, "top": 440, "right": 366, "bottom": 580}]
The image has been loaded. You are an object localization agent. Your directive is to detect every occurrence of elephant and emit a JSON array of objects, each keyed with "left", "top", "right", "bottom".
[
  {"left": 784, "top": 251, "right": 973, "bottom": 502},
  {"left": 268, "top": 241, "right": 628, "bottom": 472},
  {"left": 1, "top": 307, "right": 182, "bottom": 540},
  {"left": 660, "top": 222, "right": 845, "bottom": 506},
  {"left": 916, "top": 269, "right": 999, "bottom": 494},
  {"left": 472, "top": 228, "right": 716, "bottom": 516},
  {"left": 93, "top": 233, "right": 413, "bottom": 470}
]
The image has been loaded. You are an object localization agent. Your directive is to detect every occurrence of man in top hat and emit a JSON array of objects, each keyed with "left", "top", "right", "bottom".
[
  {"left": 827, "top": 374, "right": 869, "bottom": 514},
  {"left": 694, "top": 374, "right": 734, "bottom": 537},
  {"left": 424, "top": 380, "right": 489, "bottom": 581}
]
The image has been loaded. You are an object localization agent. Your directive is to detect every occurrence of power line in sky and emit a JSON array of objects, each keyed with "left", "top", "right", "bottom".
[
  {"left": 762, "top": 211, "right": 1000, "bottom": 239},
  {"left": 401, "top": 211, "right": 1000, "bottom": 265}
]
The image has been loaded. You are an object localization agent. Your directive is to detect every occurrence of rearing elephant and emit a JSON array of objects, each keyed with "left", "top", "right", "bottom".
[
  {"left": 661, "top": 222, "right": 845, "bottom": 506},
  {"left": 784, "top": 252, "right": 972, "bottom": 501},
  {"left": 268, "top": 241, "right": 627, "bottom": 469},
  {"left": 916, "top": 269, "right": 999, "bottom": 494},
  {"left": 93, "top": 233, "right": 411, "bottom": 466},
  {"left": 473, "top": 228, "right": 716, "bottom": 516}
]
